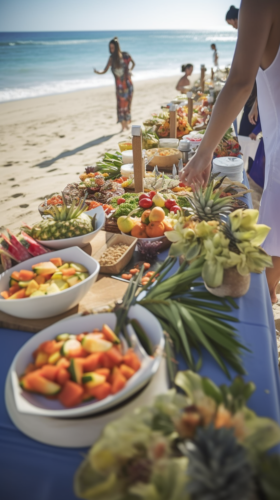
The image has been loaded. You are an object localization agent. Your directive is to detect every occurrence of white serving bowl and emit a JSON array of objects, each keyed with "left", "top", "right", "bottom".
[
  {"left": 10, "top": 305, "right": 164, "bottom": 418},
  {"left": 35, "top": 206, "right": 105, "bottom": 249},
  {"left": 0, "top": 247, "right": 100, "bottom": 319},
  {"left": 121, "top": 150, "right": 133, "bottom": 164}
]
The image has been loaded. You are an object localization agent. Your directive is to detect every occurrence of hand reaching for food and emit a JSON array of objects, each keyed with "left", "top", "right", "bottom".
[{"left": 179, "top": 151, "right": 212, "bottom": 189}]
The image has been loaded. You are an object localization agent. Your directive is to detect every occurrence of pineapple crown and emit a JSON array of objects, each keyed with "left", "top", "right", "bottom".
[
  {"left": 185, "top": 174, "right": 237, "bottom": 222},
  {"left": 182, "top": 424, "right": 255, "bottom": 500},
  {"left": 44, "top": 194, "right": 88, "bottom": 221}
]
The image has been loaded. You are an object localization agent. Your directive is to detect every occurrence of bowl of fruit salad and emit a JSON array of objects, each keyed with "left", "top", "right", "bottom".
[
  {"left": 9, "top": 304, "right": 164, "bottom": 417},
  {"left": 0, "top": 247, "right": 99, "bottom": 319}
]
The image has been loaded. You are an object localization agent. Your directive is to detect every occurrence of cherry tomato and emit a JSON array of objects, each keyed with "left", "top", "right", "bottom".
[
  {"left": 179, "top": 182, "right": 185, "bottom": 187},
  {"left": 117, "top": 198, "right": 126, "bottom": 205},
  {"left": 165, "top": 199, "right": 177, "bottom": 209},
  {"left": 139, "top": 198, "right": 153, "bottom": 209},
  {"left": 148, "top": 191, "right": 156, "bottom": 199},
  {"left": 170, "top": 205, "right": 181, "bottom": 213},
  {"left": 139, "top": 193, "right": 151, "bottom": 201}
]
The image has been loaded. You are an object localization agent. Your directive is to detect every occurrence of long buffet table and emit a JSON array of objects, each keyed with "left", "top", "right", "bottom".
[{"left": 1, "top": 172, "right": 280, "bottom": 500}]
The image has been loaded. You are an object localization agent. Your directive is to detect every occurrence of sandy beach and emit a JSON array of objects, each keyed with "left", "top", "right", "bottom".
[{"left": 0, "top": 75, "right": 185, "bottom": 232}]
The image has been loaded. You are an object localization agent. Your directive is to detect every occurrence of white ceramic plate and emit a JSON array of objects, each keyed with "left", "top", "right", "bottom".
[
  {"left": 35, "top": 206, "right": 105, "bottom": 249},
  {"left": 5, "top": 358, "right": 168, "bottom": 448},
  {"left": 0, "top": 247, "right": 99, "bottom": 319},
  {"left": 10, "top": 304, "right": 164, "bottom": 418}
]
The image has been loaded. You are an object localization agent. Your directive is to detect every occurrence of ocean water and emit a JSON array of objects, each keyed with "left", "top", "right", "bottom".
[{"left": 0, "top": 30, "right": 237, "bottom": 102}]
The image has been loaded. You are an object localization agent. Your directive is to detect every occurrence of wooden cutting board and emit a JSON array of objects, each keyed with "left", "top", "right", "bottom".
[{"left": 0, "top": 231, "right": 129, "bottom": 333}]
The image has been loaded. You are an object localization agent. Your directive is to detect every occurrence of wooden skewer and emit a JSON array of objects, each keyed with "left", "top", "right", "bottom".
[{"left": 132, "top": 125, "right": 144, "bottom": 193}]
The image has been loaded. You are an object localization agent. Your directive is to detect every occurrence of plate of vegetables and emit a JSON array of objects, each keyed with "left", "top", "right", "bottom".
[{"left": 10, "top": 304, "right": 164, "bottom": 418}]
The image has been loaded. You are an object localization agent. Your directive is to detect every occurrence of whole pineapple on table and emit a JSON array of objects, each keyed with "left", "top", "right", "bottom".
[{"left": 24, "top": 196, "right": 96, "bottom": 241}]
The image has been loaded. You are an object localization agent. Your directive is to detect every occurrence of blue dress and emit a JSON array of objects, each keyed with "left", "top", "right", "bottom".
[{"left": 248, "top": 116, "right": 265, "bottom": 189}]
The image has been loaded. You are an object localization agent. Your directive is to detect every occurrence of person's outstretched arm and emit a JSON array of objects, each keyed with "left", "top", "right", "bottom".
[
  {"left": 94, "top": 58, "right": 111, "bottom": 75},
  {"left": 180, "top": 0, "right": 273, "bottom": 187},
  {"left": 130, "top": 57, "right": 135, "bottom": 70},
  {"left": 176, "top": 76, "right": 185, "bottom": 91}
]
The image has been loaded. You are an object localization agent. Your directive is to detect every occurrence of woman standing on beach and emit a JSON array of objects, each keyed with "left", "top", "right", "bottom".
[
  {"left": 176, "top": 64, "right": 194, "bottom": 93},
  {"left": 94, "top": 37, "right": 135, "bottom": 132},
  {"left": 180, "top": 0, "right": 280, "bottom": 304}
]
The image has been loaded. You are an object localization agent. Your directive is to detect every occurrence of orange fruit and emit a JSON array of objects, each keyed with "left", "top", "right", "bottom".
[
  {"left": 149, "top": 207, "right": 165, "bottom": 222},
  {"left": 146, "top": 221, "right": 165, "bottom": 238},
  {"left": 141, "top": 210, "right": 151, "bottom": 225},
  {"left": 162, "top": 220, "right": 173, "bottom": 231},
  {"left": 131, "top": 222, "right": 148, "bottom": 238}
]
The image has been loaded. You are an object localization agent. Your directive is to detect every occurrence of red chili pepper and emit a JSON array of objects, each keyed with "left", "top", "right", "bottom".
[
  {"left": 117, "top": 198, "right": 126, "bottom": 205},
  {"left": 139, "top": 198, "right": 153, "bottom": 209}
]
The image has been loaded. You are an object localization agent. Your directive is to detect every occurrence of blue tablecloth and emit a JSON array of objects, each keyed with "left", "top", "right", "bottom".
[{"left": 1, "top": 171, "right": 280, "bottom": 500}]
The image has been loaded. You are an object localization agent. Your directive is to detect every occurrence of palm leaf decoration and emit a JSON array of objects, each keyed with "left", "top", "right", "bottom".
[
  {"left": 111, "top": 256, "right": 247, "bottom": 381},
  {"left": 136, "top": 257, "right": 247, "bottom": 379}
]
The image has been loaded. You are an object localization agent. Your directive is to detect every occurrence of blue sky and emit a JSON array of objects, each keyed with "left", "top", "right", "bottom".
[{"left": 0, "top": 0, "right": 240, "bottom": 31}]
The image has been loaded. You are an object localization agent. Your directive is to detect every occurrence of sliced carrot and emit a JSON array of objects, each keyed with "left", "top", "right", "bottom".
[
  {"left": 9, "top": 284, "right": 20, "bottom": 295},
  {"left": 50, "top": 258, "right": 63, "bottom": 267},
  {"left": 120, "top": 364, "right": 136, "bottom": 380},
  {"left": 61, "top": 268, "right": 76, "bottom": 276},
  {"left": 58, "top": 381, "right": 84, "bottom": 408},
  {"left": 19, "top": 269, "right": 36, "bottom": 281},
  {"left": 11, "top": 271, "right": 21, "bottom": 281},
  {"left": 111, "top": 367, "right": 127, "bottom": 394},
  {"left": 56, "top": 368, "right": 70, "bottom": 385},
  {"left": 123, "top": 349, "right": 141, "bottom": 372},
  {"left": 95, "top": 368, "right": 110, "bottom": 381},
  {"left": 121, "top": 274, "right": 132, "bottom": 280},
  {"left": 87, "top": 382, "right": 111, "bottom": 400},
  {"left": 41, "top": 340, "right": 64, "bottom": 355},
  {"left": 34, "top": 275, "right": 46, "bottom": 285},
  {"left": 8, "top": 288, "right": 26, "bottom": 299},
  {"left": 40, "top": 364, "right": 60, "bottom": 381},
  {"left": 106, "top": 347, "right": 123, "bottom": 366},
  {"left": 129, "top": 269, "right": 139, "bottom": 275},
  {"left": 1, "top": 291, "right": 10, "bottom": 299},
  {"left": 82, "top": 352, "right": 102, "bottom": 371},
  {"left": 56, "top": 357, "right": 70, "bottom": 369}
]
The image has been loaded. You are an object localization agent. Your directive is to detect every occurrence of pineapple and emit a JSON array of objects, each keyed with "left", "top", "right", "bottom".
[
  {"left": 183, "top": 425, "right": 256, "bottom": 500},
  {"left": 186, "top": 176, "right": 237, "bottom": 222},
  {"left": 23, "top": 196, "right": 96, "bottom": 241}
]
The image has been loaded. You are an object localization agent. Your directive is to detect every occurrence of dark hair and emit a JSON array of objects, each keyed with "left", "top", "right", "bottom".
[
  {"left": 211, "top": 44, "right": 217, "bottom": 50},
  {"left": 109, "top": 37, "right": 122, "bottom": 68},
  {"left": 226, "top": 5, "right": 239, "bottom": 20},
  {"left": 181, "top": 63, "right": 193, "bottom": 72}
]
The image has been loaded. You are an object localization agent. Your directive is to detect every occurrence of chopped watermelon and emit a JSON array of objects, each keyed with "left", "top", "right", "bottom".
[
  {"left": 18, "top": 232, "right": 49, "bottom": 256},
  {"left": 119, "top": 364, "right": 136, "bottom": 380},
  {"left": 58, "top": 381, "right": 84, "bottom": 407},
  {"left": 111, "top": 367, "right": 127, "bottom": 394},
  {"left": 4, "top": 230, "right": 31, "bottom": 261},
  {"left": 87, "top": 382, "right": 111, "bottom": 400},
  {"left": 50, "top": 257, "right": 63, "bottom": 267},
  {"left": 56, "top": 368, "right": 70, "bottom": 385},
  {"left": 40, "top": 364, "right": 60, "bottom": 381}
]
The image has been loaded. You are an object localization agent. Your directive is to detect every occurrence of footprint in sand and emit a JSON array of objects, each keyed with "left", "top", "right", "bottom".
[
  {"left": 12, "top": 193, "right": 25, "bottom": 198},
  {"left": 4, "top": 162, "right": 13, "bottom": 167},
  {"left": 47, "top": 168, "right": 58, "bottom": 173},
  {"left": 12, "top": 184, "right": 20, "bottom": 187},
  {"left": 19, "top": 204, "right": 29, "bottom": 208},
  {"left": 8, "top": 178, "right": 15, "bottom": 181}
]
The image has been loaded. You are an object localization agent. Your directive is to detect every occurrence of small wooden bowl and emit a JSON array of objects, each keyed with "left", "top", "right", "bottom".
[
  {"left": 146, "top": 149, "right": 182, "bottom": 168},
  {"left": 95, "top": 234, "right": 137, "bottom": 274}
]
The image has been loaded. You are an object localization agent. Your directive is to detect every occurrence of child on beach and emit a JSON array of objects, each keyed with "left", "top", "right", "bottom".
[
  {"left": 210, "top": 44, "right": 219, "bottom": 68},
  {"left": 176, "top": 64, "right": 194, "bottom": 93}
]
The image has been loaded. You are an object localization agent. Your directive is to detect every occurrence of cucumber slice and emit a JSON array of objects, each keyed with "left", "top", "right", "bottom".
[
  {"left": 48, "top": 351, "right": 61, "bottom": 364},
  {"left": 58, "top": 263, "right": 69, "bottom": 271},
  {"left": 56, "top": 333, "right": 70, "bottom": 341},
  {"left": 51, "top": 272, "right": 63, "bottom": 280},
  {"left": 9, "top": 278, "right": 19, "bottom": 287},
  {"left": 70, "top": 262, "right": 88, "bottom": 273},
  {"left": 77, "top": 272, "right": 89, "bottom": 281},
  {"left": 18, "top": 280, "right": 33, "bottom": 288},
  {"left": 53, "top": 279, "right": 69, "bottom": 291},
  {"left": 69, "top": 358, "right": 83, "bottom": 385},
  {"left": 81, "top": 334, "right": 112, "bottom": 353},
  {"left": 60, "top": 338, "right": 83, "bottom": 357},
  {"left": 82, "top": 372, "right": 106, "bottom": 387}
]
